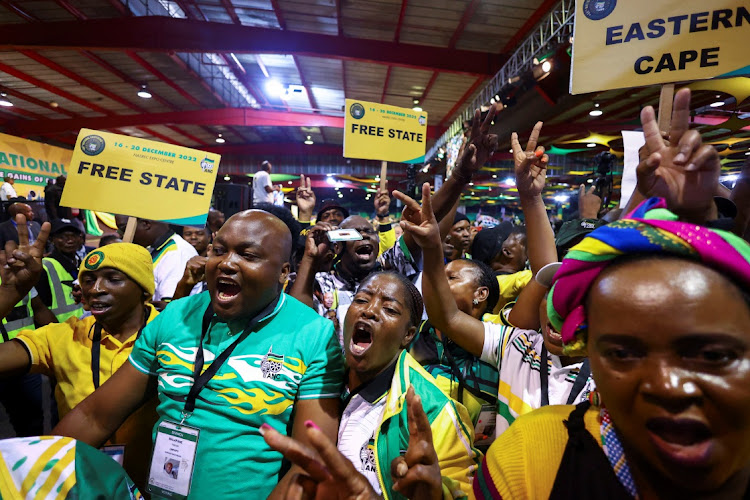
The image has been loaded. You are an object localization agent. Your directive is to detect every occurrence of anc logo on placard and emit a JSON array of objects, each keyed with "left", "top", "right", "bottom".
[
  {"left": 349, "top": 103, "right": 365, "bottom": 120},
  {"left": 582, "top": 0, "right": 616, "bottom": 21},
  {"left": 81, "top": 135, "right": 106, "bottom": 156},
  {"left": 84, "top": 250, "right": 105, "bottom": 270},
  {"left": 200, "top": 157, "right": 215, "bottom": 173}
]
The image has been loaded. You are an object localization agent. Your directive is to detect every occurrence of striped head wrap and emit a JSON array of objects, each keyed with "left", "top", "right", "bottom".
[{"left": 547, "top": 197, "right": 750, "bottom": 356}]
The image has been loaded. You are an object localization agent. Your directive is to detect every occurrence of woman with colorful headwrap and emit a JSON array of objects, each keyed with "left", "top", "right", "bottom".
[{"left": 474, "top": 196, "right": 750, "bottom": 499}]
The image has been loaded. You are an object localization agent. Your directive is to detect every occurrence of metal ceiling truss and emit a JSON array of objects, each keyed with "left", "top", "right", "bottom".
[{"left": 426, "top": 0, "right": 574, "bottom": 161}]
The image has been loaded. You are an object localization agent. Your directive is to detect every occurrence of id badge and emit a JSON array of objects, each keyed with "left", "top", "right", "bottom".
[
  {"left": 147, "top": 421, "right": 200, "bottom": 500},
  {"left": 100, "top": 444, "right": 125, "bottom": 466},
  {"left": 474, "top": 405, "right": 497, "bottom": 448}
]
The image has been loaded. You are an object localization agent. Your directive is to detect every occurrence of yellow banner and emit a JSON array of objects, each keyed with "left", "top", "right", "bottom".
[
  {"left": 571, "top": 1, "right": 750, "bottom": 94},
  {"left": 343, "top": 99, "right": 428, "bottom": 164},
  {"left": 0, "top": 132, "right": 72, "bottom": 199},
  {"left": 61, "top": 129, "right": 220, "bottom": 226}
]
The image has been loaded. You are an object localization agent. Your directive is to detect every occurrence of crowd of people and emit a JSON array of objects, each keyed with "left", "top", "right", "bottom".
[{"left": 0, "top": 87, "right": 748, "bottom": 499}]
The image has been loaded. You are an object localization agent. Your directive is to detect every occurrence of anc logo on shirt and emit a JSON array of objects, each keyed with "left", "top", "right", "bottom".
[
  {"left": 84, "top": 251, "right": 105, "bottom": 270},
  {"left": 80, "top": 134, "right": 106, "bottom": 156},
  {"left": 261, "top": 346, "right": 285, "bottom": 380},
  {"left": 359, "top": 441, "right": 377, "bottom": 473}
]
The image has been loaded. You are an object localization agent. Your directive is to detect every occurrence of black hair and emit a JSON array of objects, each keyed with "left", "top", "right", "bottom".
[
  {"left": 359, "top": 271, "right": 423, "bottom": 328},
  {"left": 509, "top": 226, "right": 528, "bottom": 248},
  {"left": 456, "top": 258, "right": 500, "bottom": 313},
  {"left": 99, "top": 234, "right": 122, "bottom": 248},
  {"left": 253, "top": 203, "right": 302, "bottom": 266}
]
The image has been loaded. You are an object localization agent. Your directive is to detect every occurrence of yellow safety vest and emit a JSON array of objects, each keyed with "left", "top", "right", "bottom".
[
  {"left": 1, "top": 293, "right": 33, "bottom": 342},
  {"left": 42, "top": 258, "right": 85, "bottom": 323}
]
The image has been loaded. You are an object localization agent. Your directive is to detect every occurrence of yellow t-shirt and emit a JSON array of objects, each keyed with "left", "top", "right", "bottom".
[
  {"left": 15, "top": 305, "right": 160, "bottom": 491},
  {"left": 493, "top": 270, "right": 532, "bottom": 313}
]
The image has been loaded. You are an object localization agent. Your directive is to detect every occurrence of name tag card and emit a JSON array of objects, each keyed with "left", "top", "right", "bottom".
[{"left": 148, "top": 421, "right": 200, "bottom": 500}]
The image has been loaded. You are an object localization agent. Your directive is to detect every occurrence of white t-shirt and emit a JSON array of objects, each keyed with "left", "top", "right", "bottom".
[
  {"left": 481, "top": 322, "right": 595, "bottom": 437},
  {"left": 0, "top": 182, "right": 17, "bottom": 201},
  {"left": 252, "top": 170, "right": 273, "bottom": 205},
  {"left": 338, "top": 393, "right": 388, "bottom": 495},
  {"left": 151, "top": 232, "right": 199, "bottom": 301}
]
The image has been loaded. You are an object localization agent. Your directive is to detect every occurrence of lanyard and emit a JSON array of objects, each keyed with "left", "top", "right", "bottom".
[
  {"left": 181, "top": 295, "right": 281, "bottom": 421},
  {"left": 539, "top": 345, "right": 591, "bottom": 407},
  {"left": 91, "top": 308, "right": 150, "bottom": 389}
]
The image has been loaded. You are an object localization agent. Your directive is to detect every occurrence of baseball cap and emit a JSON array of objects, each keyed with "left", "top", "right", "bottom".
[
  {"left": 316, "top": 199, "right": 349, "bottom": 221},
  {"left": 50, "top": 218, "right": 83, "bottom": 236},
  {"left": 555, "top": 218, "right": 606, "bottom": 250}
]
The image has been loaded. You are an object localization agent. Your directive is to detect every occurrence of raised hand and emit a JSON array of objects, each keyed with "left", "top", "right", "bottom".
[
  {"left": 304, "top": 223, "right": 336, "bottom": 271},
  {"left": 578, "top": 184, "right": 602, "bottom": 219},
  {"left": 296, "top": 174, "right": 316, "bottom": 220},
  {"left": 512, "top": 121, "right": 549, "bottom": 199},
  {"left": 181, "top": 256, "right": 207, "bottom": 287},
  {"left": 638, "top": 88, "right": 720, "bottom": 222},
  {"left": 390, "top": 386, "right": 442, "bottom": 500},
  {"left": 394, "top": 183, "right": 441, "bottom": 250},
  {"left": 0, "top": 215, "right": 51, "bottom": 298},
  {"left": 262, "top": 422, "right": 378, "bottom": 500},
  {"left": 374, "top": 188, "right": 391, "bottom": 218},
  {"left": 453, "top": 104, "right": 500, "bottom": 182}
]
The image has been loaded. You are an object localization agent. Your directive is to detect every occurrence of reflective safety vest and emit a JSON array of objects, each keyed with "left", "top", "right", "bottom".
[
  {"left": 1, "top": 293, "right": 33, "bottom": 342},
  {"left": 42, "top": 258, "right": 85, "bottom": 323}
]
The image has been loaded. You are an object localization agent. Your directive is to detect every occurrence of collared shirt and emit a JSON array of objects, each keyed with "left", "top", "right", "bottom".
[
  {"left": 128, "top": 291, "right": 344, "bottom": 499},
  {"left": 10, "top": 220, "right": 35, "bottom": 244},
  {"left": 480, "top": 322, "right": 596, "bottom": 437},
  {"left": 338, "top": 361, "right": 397, "bottom": 495},
  {"left": 15, "top": 305, "right": 159, "bottom": 488},
  {"left": 0, "top": 182, "right": 16, "bottom": 201},
  {"left": 148, "top": 230, "right": 199, "bottom": 301}
]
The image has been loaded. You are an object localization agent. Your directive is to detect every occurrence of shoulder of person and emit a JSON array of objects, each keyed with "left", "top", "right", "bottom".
[{"left": 279, "top": 293, "right": 333, "bottom": 327}]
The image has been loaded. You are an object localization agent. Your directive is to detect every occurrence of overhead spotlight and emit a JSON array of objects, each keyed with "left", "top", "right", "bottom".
[
  {"left": 586, "top": 143, "right": 596, "bottom": 148},
  {"left": 0, "top": 93, "right": 12, "bottom": 107},
  {"left": 746, "top": 151, "right": 750, "bottom": 156},
  {"left": 710, "top": 100, "right": 724, "bottom": 108},
  {"left": 223, "top": 175, "right": 231, "bottom": 181},
  {"left": 326, "top": 176, "right": 337, "bottom": 186},
  {"left": 304, "top": 135, "right": 314, "bottom": 145},
  {"left": 469, "top": 182, "right": 474, "bottom": 186},
  {"left": 554, "top": 195, "right": 569, "bottom": 202},
  {"left": 215, "top": 134, "right": 226, "bottom": 144},
  {"left": 490, "top": 97, "right": 496, "bottom": 104},
  {"left": 49, "top": 101, "right": 59, "bottom": 108},
  {"left": 137, "top": 84, "right": 152, "bottom": 99},
  {"left": 326, "top": 173, "right": 333, "bottom": 177},
  {"left": 288, "top": 181, "right": 293, "bottom": 185},
  {"left": 374, "top": 175, "right": 380, "bottom": 181},
  {"left": 541, "top": 60, "right": 552, "bottom": 73},
  {"left": 532, "top": 59, "right": 553, "bottom": 81},
  {"left": 491, "top": 174, "right": 497, "bottom": 179},
  {"left": 507, "top": 75, "right": 521, "bottom": 85},
  {"left": 504, "top": 177, "right": 516, "bottom": 186},
  {"left": 589, "top": 109, "right": 603, "bottom": 117},
  {"left": 265, "top": 79, "right": 285, "bottom": 97}
]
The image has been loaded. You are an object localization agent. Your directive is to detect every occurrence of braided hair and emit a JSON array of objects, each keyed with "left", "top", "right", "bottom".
[{"left": 359, "top": 271, "right": 423, "bottom": 328}]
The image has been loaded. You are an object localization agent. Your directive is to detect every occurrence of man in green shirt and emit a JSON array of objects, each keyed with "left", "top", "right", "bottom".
[{"left": 53, "top": 210, "right": 344, "bottom": 499}]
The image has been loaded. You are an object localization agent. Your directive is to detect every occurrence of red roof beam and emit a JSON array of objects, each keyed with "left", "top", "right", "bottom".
[
  {"left": 0, "top": 17, "right": 502, "bottom": 76},
  {"left": 438, "top": 76, "right": 485, "bottom": 129},
  {"left": 394, "top": 0, "right": 409, "bottom": 43},
  {"left": 448, "top": 0, "right": 480, "bottom": 49}
]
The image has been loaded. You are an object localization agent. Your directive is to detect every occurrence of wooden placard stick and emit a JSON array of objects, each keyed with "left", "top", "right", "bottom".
[
  {"left": 122, "top": 216, "right": 137, "bottom": 243},
  {"left": 379, "top": 161, "right": 388, "bottom": 192},
  {"left": 657, "top": 83, "right": 675, "bottom": 134}
]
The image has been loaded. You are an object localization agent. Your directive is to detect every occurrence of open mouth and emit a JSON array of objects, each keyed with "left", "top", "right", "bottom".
[
  {"left": 215, "top": 277, "right": 241, "bottom": 302},
  {"left": 646, "top": 417, "right": 714, "bottom": 467},
  {"left": 544, "top": 322, "right": 562, "bottom": 345},
  {"left": 88, "top": 301, "right": 111, "bottom": 316},
  {"left": 349, "top": 321, "right": 373, "bottom": 356},
  {"left": 354, "top": 243, "right": 374, "bottom": 258}
]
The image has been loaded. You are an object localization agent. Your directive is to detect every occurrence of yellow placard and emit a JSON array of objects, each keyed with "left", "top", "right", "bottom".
[
  {"left": 61, "top": 129, "right": 220, "bottom": 226},
  {"left": 0, "top": 132, "right": 71, "bottom": 199},
  {"left": 343, "top": 99, "right": 428, "bottom": 164},
  {"left": 571, "top": 1, "right": 750, "bottom": 94}
]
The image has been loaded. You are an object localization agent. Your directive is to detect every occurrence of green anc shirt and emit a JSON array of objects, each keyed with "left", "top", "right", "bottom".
[
  {"left": 0, "top": 436, "right": 141, "bottom": 499},
  {"left": 128, "top": 291, "right": 344, "bottom": 499}
]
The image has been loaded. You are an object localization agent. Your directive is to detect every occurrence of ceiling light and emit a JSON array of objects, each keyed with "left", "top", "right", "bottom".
[
  {"left": 304, "top": 135, "right": 313, "bottom": 145},
  {"left": 265, "top": 79, "right": 285, "bottom": 97},
  {"left": 710, "top": 101, "right": 724, "bottom": 108},
  {"left": 541, "top": 60, "right": 552, "bottom": 73},
  {"left": 288, "top": 181, "right": 293, "bottom": 185},
  {"left": 215, "top": 134, "right": 226, "bottom": 144},
  {"left": 413, "top": 105, "right": 423, "bottom": 112},
  {"left": 746, "top": 151, "right": 750, "bottom": 155},
  {"left": 504, "top": 177, "right": 516, "bottom": 186},
  {"left": 587, "top": 143, "right": 596, "bottom": 148},
  {"left": 374, "top": 175, "right": 380, "bottom": 181},
  {"left": 554, "top": 195, "right": 569, "bottom": 202},
  {"left": 326, "top": 173, "right": 333, "bottom": 177},
  {"left": 49, "top": 101, "right": 58, "bottom": 108},
  {"left": 326, "top": 177, "right": 336, "bottom": 186},
  {"left": 0, "top": 93, "right": 12, "bottom": 107},
  {"left": 492, "top": 174, "right": 497, "bottom": 179},
  {"left": 589, "top": 109, "right": 603, "bottom": 117},
  {"left": 223, "top": 175, "right": 230, "bottom": 181},
  {"left": 469, "top": 182, "right": 474, "bottom": 186},
  {"left": 137, "top": 84, "right": 152, "bottom": 99},
  {"left": 490, "top": 97, "right": 495, "bottom": 104}
]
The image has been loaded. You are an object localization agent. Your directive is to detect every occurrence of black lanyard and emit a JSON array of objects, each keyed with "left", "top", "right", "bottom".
[
  {"left": 540, "top": 345, "right": 591, "bottom": 407},
  {"left": 182, "top": 296, "right": 281, "bottom": 418},
  {"left": 91, "top": 308, "right": 150, "bottom": 389}
]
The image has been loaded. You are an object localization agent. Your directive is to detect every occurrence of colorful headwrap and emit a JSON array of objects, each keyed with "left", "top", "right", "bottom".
[{"left": 547, "top": 197, "right": 750, "bottom": 356}]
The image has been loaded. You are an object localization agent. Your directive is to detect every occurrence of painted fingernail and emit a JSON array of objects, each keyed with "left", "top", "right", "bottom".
[
  {"left": 535, "top": 149, "right": 544, "bottom": 157},
  {"left": 304, "top": 420, "right": 320, "bottom": 430},
  {"left": 396, "top": 462, "right": 408, "bottom": 477},
  {"left": 674, "top": 153, "right": 686, "bottom": 163},
  {"left": 259, "top": 423, "right": 272, "bottom": 436}
]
